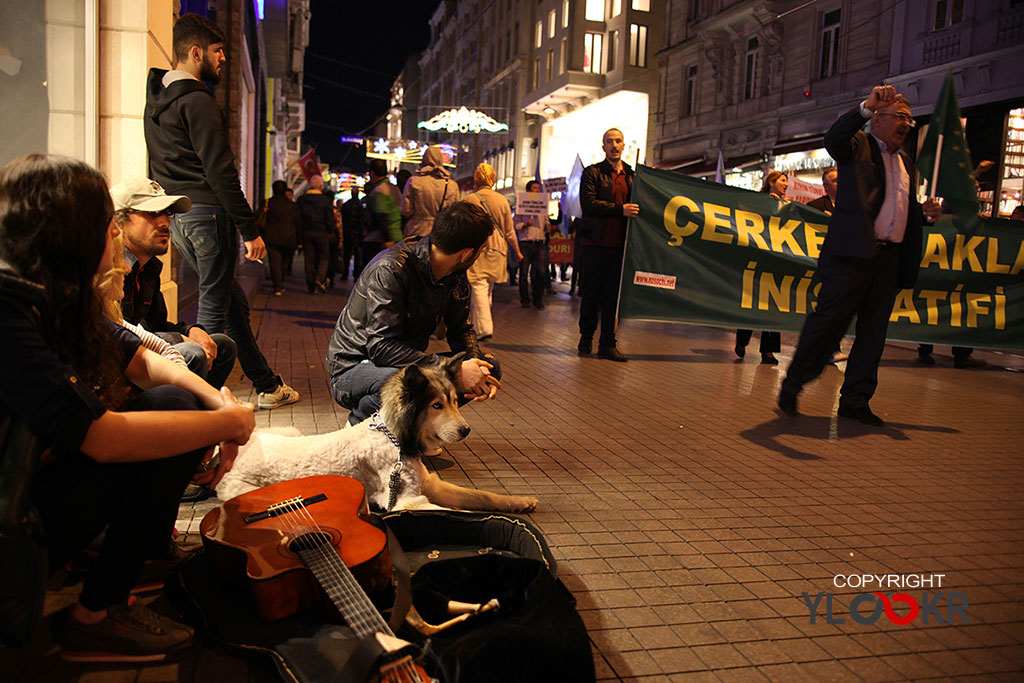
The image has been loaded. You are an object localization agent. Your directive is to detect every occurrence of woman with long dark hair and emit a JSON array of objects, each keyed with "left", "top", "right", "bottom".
[
  {"left": 734, "top": 171, "right": 786, "bottom": 364},
  {"left": 0, "top": 155, "right": 254, "bottom": 662}
]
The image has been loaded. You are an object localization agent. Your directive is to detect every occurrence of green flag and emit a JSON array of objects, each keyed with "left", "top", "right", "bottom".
[{"left": 917, "top": 70, "right": 980, "bottom": 227}]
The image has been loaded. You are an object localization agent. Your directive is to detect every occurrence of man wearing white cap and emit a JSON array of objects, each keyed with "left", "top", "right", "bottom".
[{"left": 111, "top": 178, "right": 237, "bottom": 390}]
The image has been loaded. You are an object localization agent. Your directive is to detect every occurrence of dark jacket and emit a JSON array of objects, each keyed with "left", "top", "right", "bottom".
[
  {"left": 578, "top": 159, "right": 634, "bottom": 242},
  {"left": 807, "top": 195, "right": 835, "bottom": 214},
  {"left": 261, "top": 195, "right": 301, "bottom": 249},
  {"left": 325, "top": 236, "right": 481, "bottom": 379},
  {"left": 822, "top": 106, "right": 925, "bottom": 288},
  {"left": 144, "top": 69, "right": 258, "bottom": 241},
  {"left": 121, "top": 249, "right": 196, "bottom": 339},
  {"left": 297, "top": 190, "right": 337, "bottom": 234}
]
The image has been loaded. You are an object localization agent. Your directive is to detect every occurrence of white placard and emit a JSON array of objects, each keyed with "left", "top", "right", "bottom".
[{"left": 515, "top": 191, "right": 551, "bottom": 218}]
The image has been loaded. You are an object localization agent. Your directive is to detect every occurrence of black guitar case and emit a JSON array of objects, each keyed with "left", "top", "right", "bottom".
[{"left": 166, "top": 509, "right": 595, "bottom": 683}]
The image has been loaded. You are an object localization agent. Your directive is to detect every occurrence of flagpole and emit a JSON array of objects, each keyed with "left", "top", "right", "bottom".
[{"left": 929, "top": 133, "right": 943, "bottom": 199}]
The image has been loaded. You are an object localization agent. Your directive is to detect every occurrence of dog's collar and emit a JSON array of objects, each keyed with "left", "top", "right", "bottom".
[{"left": 368, "top": 412, "right": 405, "bottom": 511}]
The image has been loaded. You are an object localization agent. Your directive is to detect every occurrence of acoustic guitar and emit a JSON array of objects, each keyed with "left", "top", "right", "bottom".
[{"left": 200, "top": 474, "right": 431, "bottom": 682}]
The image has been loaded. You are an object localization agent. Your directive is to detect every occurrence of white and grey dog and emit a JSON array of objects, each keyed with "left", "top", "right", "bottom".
[{"left": 216, "top": 354, "right": 539, "bottom": 513}]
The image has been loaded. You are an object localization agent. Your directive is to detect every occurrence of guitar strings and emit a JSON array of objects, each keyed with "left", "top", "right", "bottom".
[{"left": 271, "top": 490, "right": 424, "bottom": 681}]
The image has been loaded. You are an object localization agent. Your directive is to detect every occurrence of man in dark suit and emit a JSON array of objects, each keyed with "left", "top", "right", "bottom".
[
  {"left": 808, "top": 166, "right": 838, "bottom": 215},
  {"left": 778, "top": 86, "right": 941, "bottom": 426}
]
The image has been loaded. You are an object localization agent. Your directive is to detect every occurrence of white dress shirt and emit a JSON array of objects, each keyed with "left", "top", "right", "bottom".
[{"left": 870, "top": 133, "right": 910, "bottom": 243}]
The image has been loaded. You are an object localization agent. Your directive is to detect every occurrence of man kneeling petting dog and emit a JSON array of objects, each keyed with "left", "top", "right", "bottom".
[
  {"left": 220, "top": 205, "right": 537, "bottom": 511},
  {"left": 217, "top": 354, "right": 538, "bottom": 512},
  {"left": 326, "top": 201, "right": 502, "bottom": 426}
]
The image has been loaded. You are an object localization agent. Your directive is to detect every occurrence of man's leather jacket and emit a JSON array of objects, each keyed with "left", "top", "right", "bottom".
[
  {"left": 325, "top": 236, "right": 482, "bottom": 379},
  {"left": 578, "top": 159, "right": 634, "bottom": 242}
]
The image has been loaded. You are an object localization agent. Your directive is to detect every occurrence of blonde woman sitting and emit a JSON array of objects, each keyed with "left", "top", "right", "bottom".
[
  {"left": 96, "top": 233, "right": 188, "bottom": 368},
  {"left": 464, "top": 163, "right": 522, "bottom": 341}
]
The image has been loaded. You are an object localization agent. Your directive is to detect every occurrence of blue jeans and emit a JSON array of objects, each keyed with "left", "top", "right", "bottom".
[
  {"left": 330, "top": 354, "right": 502, "bottom": 426},
  {"left": 171, "top": 204, "right": 279, "bottom": 393},
  {"left": 173, "top": 333, "right": 237, "bottom": 389}
]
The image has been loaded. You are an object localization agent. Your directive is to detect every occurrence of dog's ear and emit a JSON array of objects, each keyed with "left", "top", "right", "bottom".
[
  {"left": 400, "top": 362, "right": 430, "bottom": 396},
  {"left": 442, "top": 352, "right": 467, "bottom": 384}
]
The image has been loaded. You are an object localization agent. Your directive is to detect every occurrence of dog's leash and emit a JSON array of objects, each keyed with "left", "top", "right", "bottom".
[{"left": 367, "top": 412, "right": 404, "bottom": 512}]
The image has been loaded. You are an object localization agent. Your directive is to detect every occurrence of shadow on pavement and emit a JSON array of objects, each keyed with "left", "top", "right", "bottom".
[{"left": 740, "top": 414, "right": 961, "bottom": 461}]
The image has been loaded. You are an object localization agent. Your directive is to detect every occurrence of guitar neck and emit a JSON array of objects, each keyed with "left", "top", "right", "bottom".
[{"left": 297, "top": 545, "right": 393, "bottom": 640}]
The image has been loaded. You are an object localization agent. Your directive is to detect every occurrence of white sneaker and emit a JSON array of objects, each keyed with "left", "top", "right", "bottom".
[{"left": 257, "top": 382, "right": 299, "bottom": 409}]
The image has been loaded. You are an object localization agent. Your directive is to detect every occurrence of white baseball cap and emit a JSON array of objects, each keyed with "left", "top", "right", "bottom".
[{"left": 110, "top": 177, "right": 191, "bottom": 214}]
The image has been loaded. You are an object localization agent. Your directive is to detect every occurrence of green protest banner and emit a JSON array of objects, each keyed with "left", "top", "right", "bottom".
[{"left": 619, "top": 165, "right": 1024, "bottom": 351}]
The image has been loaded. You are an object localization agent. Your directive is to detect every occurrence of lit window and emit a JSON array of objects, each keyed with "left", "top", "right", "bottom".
[
  {"left": 536, "top": 21, "right": 542, "bottom": 48},
  {"left": 560, "top": 37, "right": 567, "bottom": 73},
  {"left": 819, "top": 9, "right": 840, "bottom": 79},
  {"left": 583, "top": 32, "right": 604, "bottom": 73},
  {"left": 585, "top": 0, "right": 604, "bottom": 21},
  {"left": 628, "top": 24, "right": 648, "bottom": 68},
  {"left": 563, "top": 0, "right": 570, "bottom": 27},
  {"left": 549, "top": 10, "right": 556, "bottom": 38},
  {"left": 744, "top": 37, "right": 759, "bottom": 100},
  {"left": 607, "top": 30, "right": 618, "bottom": 71},
  {"left": 611, "top": 0, "right": 622, "bottom": 17},
  {"left": 934, "top": 0, "right": 964, "bottom": 30},
  {"left": 547, "top": 49, "right": 554, "bottom": 81},
  {"left": 533, "top": 58, "right": 540, "bottom": 89},
  {"left": 632, "top": 0, "right": 650, "bottom": 10}
]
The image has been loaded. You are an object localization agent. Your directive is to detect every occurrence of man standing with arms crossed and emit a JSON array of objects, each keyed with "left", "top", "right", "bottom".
[
  {"left": 778, "top": 86, "right": 940, "bottom": 425},
  {"left": 576, "top": 128, "right": 640, "bottom": 362},
  {"left": 145, "top": 13, "right": 298, "bottom": 409}
]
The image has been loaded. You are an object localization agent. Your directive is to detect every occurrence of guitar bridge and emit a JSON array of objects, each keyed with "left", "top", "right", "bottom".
[{"left": 243, "top": 493, "right": 327, "bottom": 524}]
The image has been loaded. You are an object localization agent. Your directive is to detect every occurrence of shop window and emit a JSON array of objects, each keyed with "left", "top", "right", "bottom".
[
  {"left": 584, "top": 32, "right": 604, "bottom": 73},
  {"left": 585, "top": 0, "right": 604, "bottom": 21},
  {"left": 563, "top": 0, "right": 570, "bottom": 27},
  {"left": 632, "top": 0, "right": 651, "bottom": 11},
  {"left": 560, "top": 37, "right": 567, "bottom": 73},
  {"left": 536, "top": 21, "right": 543, "bottom": 48},
  {"left": 546, "top": 49, "right": 554, "bottom": 81},
  {"left": 629, "top": 24, "right": 648, "bottom": 68},
  {"left": 819, "top": 9, "right": 840, "bottom": 79},
  {"left": 682, "top": 64, "right": 697, "bottom": 117},
  {"left": 1, "top": 1, "right": 89, "bottom": 166},
  {"left": 744, "top": 36, "right": 760, "bottom": 101},
  {"left": 933, "top": 0, "right": 965, "bottom": 30},
  {"left": 549, "top": 10, "right": 556, "bottom": 38},
  {"left": 607, "top": 30, "right": 618, "bottom": 71}
]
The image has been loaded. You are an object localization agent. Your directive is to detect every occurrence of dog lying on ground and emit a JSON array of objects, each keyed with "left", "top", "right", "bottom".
[{"left": 216, "top": 354, "right": 539, "bottom": 513}]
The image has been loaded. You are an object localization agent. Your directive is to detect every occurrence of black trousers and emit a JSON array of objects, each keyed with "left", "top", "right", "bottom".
[
  {"left": 302, "top": 231, "right": 330, "bottom": 291},
  {"left": 918, "top": 344, "right": 973, "bottom": 360},
  {"left": 736, "top": 329, "right": 781, "bottom": 354},
  {"left": 30, "top": 386, "right": 205, "bottom": 611},
  {"left": 782, "top": 246, "right": 900, "bottom": 409},
  {"left": 266, "top": 244, "right": 292, "bottom": 292},
  {"left": 578, "top": 244, "right": 624, "bottom": 349}
]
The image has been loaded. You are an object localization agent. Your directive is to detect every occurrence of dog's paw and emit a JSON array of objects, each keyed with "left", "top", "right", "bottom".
[{"left": 504, "top": 496, "right": 540, "bottom": 513}]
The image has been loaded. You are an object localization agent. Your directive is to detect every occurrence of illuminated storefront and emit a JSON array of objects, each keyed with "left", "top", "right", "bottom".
[{"left": 539, "top": 90, "right": 649, "bottom": 181}]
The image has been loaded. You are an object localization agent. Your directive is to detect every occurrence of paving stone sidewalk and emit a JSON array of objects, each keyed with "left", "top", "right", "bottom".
[{"left": 5, "top": 264, "right": 1023, "bottom": 682}]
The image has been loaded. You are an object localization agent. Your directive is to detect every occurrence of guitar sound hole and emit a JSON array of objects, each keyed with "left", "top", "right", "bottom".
[{"left": 288, "top": 532, "right": 332, "bottom": 553}]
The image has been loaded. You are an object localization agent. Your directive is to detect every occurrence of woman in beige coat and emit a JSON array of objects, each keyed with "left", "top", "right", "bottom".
[
  {"left": 464, "top": 163, "right": 522, "bottom": 341},
  {"left": 402, "top": 145, "right": 459, "bottom": 237}
]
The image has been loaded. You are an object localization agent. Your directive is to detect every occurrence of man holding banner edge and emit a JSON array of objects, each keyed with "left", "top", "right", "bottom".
[
  {"left": 577, "top": 128, "right": 641, "bottom": 361},
  {"left": 778, "top": 85, "right": 941, "bottom": 426}
]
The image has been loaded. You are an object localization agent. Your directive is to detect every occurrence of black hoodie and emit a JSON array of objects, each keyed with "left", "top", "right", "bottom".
[{"left": 144, "top": 68, "right": 258, "bottom": 241}]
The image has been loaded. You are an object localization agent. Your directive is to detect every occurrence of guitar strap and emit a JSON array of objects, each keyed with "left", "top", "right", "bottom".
[{"left": 386, "top": 526, "right": 414, "bottom": 633}]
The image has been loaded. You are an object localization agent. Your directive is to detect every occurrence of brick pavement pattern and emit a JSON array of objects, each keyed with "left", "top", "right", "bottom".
[{"left": 4, "top": 264, "right": 1023, "bottom": 682}]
